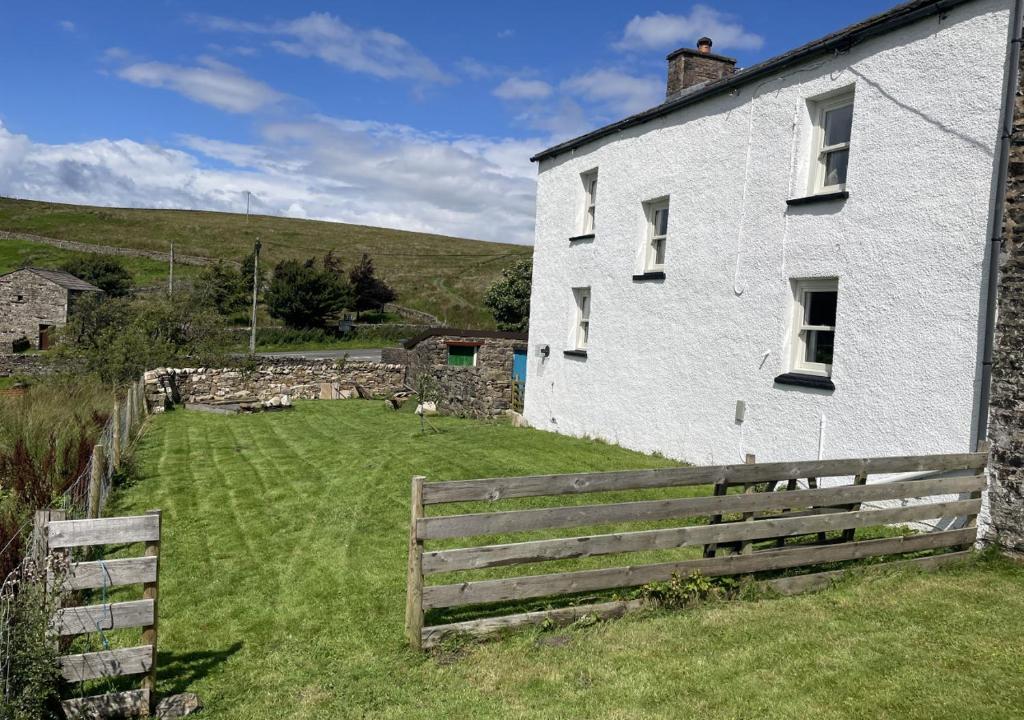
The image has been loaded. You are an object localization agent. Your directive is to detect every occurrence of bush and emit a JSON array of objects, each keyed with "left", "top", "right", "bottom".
[
  {"left": 59, "top": 255, "right": 133, "bottom": 297},
  {"left": 192, "top": 260, "right": 249, "bottom": 316},
  {"left": 56, "top": 292, "right": 232, "bottom": 384},
  {"left": 0, "top": 557, "right": 66, "bottom": 720},
  {"left": 484, "top": 259, "right": 532, "bottom": 331},
  {"left": 349, "top": 254, "right": 396, "bottom": 318}
]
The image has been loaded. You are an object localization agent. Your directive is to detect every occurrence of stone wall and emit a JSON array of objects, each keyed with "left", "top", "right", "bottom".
[
  {"left": 404, "top": 333, "right": 525, "bottom": 418},
  {"left": 0, "top": 270, "right": 68, "bottom": 352},
  {"left": 0, "top": 353, "right": 54, "bottom": 377},
  {"left": 144, "top": 360, "right": 406, "bottom": 412},
  {"left": 988, "top": 41, "right": 1024, "bottom": 556}
]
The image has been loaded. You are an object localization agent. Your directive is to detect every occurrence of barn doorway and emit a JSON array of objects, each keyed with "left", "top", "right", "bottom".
[{"left": 38, "top": 324, "right": 53, "bottom": 350}]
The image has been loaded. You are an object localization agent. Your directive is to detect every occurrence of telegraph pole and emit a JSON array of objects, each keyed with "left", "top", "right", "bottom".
[
  {"left": 168, "top": 240, "right": 175, "bottom": 296},
  {"left": 249, "top": 239, "right": 261, "bottom": 354}
]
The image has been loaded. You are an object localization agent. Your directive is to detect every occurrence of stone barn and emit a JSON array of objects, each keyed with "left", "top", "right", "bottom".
[
  {"left": 0, "top": 267, "right": 102, "bottom": 352},
  {"left": 383, "top": 328, "right": 528, "bottom": 417}
]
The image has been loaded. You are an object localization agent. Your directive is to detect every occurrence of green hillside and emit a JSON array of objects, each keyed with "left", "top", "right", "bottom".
[{"left": 0, "top": 197, "right": 532, "bottom": 328}]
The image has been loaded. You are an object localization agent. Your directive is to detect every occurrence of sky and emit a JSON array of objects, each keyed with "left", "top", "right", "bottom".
[{"left": 0, "top": 1, "right": 901, "bottom": 245}]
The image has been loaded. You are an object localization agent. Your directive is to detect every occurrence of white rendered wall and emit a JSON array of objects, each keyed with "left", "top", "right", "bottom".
[{"left": 524, "top": 0, "right": 1012, "bottom": 466}]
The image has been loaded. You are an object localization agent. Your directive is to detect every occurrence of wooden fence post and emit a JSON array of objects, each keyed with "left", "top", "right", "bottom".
[
  {"left": 405, "top": 476, "right": 425, "bottom": 650},
  {"left": 739, "top": 454, "right": 757, "bottom": 555},
  {"left": 111, "top": 401, "right": 122, "bottom": 471},
  {"left": 88, "top": 445, "right": 105, "bottom": 519},
  {"left": 141, "top": 509, "right": 161, "bottom": 710},
  {"left": 841, "top": 473, "right": 869, "bottom": 543},
  {"left": 966, "top": 441, "right": 990, "bottom": 531}
]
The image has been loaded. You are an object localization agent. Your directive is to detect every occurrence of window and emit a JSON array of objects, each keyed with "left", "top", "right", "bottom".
[
  {"left": 573, "top": 287, "right": 591, "bottom": 351},
  {"left": 581, "top": 170, "right": 598, "bottom": 234},
  {"left": 790, "top": 279, "right": 838, "bottom": 377},
  {"left": 447, "top": 343, "right": 478, "bottom": 367},
  {"left": 810, "top": 92, "right": 854, "bottom": 194},
  {"left": 644, "top": 200, "right": 669, "bottom": 271}
]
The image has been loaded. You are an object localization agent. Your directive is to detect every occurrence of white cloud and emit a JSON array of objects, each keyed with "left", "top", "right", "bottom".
[
  {"left": 562, "top": 70, "right": 663, "bottom": 116},
  {"left": 59, "top": 20, "right": 76, "bottom": 32},
  {"left": 117, "top": 56, "right": 285, "bottom": 114},
  {"left": 493, "top": 77, "right": 553, "bottom": 101},
  {"left": 614, "top": 5, "right": 764, "bottom": 52},
  {"left": 497, "top": 29, "right": 515, "bottom": 39},
  {"left": 193, "top": 12, "right": 452, "bottom": 84},
  {"left": 0, "top": 119, "right": 540, "bottom": 244}
]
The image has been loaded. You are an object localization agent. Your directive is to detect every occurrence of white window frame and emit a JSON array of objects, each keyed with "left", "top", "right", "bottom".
[
  {"left": 809, "top": 91, "right": 854, "bottom": 195},
  {"left": 573, "top": 287, "right": 591, "bottom": 351},
  {"left": 644, "top": 199, "right": 670, "bottom": 272},
  {"left": 581, "top": 170, "right": 598, "bottom": 235},
  {"left": 790, "top": 278, "right": 839, "bottom": 377}
]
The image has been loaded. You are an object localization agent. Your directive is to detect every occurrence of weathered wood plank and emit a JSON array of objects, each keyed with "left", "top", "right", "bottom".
[
  {"left": 421, "top": 498, "right": 980, "bottom": 574},
  {"left": 58, "top": 646, "right": 154, "bottom": 682},
  {"left": 57, "top": 557, "right": 157, "bottom": 591},
  {"left": 421, "top": 599, "right": 646, "bottom": 649},
  {"left": 52, "top": 599, "right": 154, "bottom": 637},
  {"left": 419, "top": 550, "right": 973, "bottom": 648},
  {"left": 405, "top": 477, "right": 425, "bottom": 651},
  {"left": 421, "top": 453, "right": 987, "bottom": 504},
  {"left": 141, "top": 509, "right": 161, "bottom": 701},
  {"left": 47, "top": 515, "right": 160, "bottom": 548},
  {"left": 760, "top": 550, "right": 973, "bottom": 596},
  {"left": 61, "top": 689, "right": 150, "bottom": 720},
  {"left": 421, "top": 528, "right": 975, "bottom": 608},
  {"left": 418, "top": 474, "right": 985, "bottom": 540}
]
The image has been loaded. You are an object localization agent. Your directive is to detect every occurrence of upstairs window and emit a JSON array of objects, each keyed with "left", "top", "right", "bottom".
[
  {"left": 644, "top": 199, "right": 669, "bottom": 272},
  {"left": 810, "top": 91, "right": 854, "bottom": 194},
  {"left": 447, "top": 343, "right": 478, "bottom": 367},
  {"left": 791, "top": 279, "right": 838, "bottom": 377},
  {"left": 581, "top": 170, "right": 598, "bottom": 235},
  {"left": 574, "top": 287, "right": 591, "bottom": 351}
]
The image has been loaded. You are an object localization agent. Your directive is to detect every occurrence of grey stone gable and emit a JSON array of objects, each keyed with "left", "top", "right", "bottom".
[{"left": 16, "top": 267, "right": 102, "bottom": 292}]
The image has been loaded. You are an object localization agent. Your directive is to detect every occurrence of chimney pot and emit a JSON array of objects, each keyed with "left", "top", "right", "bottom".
[{"left": 665, "top": 38, "right": 736, "bottom": 98}]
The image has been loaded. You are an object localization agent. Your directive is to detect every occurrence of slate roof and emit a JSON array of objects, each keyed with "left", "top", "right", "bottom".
[
  {"left": 12, "top": 267, "right": 103, "bottom": 292},
  {"left": 531, "top": 0, "right": 978, "bottom": 162}
]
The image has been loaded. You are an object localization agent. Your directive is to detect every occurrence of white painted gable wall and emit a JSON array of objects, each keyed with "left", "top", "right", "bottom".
[{"left": 524, "top": 0, "right": 1012, "bottom": 466}]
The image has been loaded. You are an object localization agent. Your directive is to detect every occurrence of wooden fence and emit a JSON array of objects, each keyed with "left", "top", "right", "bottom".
[
  {"left": 42, "top": 510, "right": 162, "bottom": 718},
  {"left": 406, "top": 451, "right": 987, "bottom": 649}
]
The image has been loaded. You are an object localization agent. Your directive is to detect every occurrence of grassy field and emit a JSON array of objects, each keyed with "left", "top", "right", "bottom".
[
  {"left": 0, "top": 235, "right": 198, "bottom": 289},
  {"left": 0, "top": 198, "right": 532, "bottom": 327},
  {"left": 99, "top": 402, "right": 1024, "bottom": 719}
]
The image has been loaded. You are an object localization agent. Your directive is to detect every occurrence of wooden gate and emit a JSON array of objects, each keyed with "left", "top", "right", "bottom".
[
  {"left": 406, "top": 451, "right": 986, "bottom": 649},
  {"left": 43, "top": 510, "right": 162, "bottom": 717}
]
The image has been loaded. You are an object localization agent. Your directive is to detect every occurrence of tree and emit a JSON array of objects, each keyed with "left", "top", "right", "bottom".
[
  {"left": 59, "top": 256, "right": 133, "bottom": 297},
  {"left": 349, "top": 254, "right": 396, "bottom": 318},
  {"left": 484, "top": 258, "right": 532, "bottom": 331},
  {"left": 57, "top": 291, "right": 232, "bottom": 383},
  {"left": 193, "top": 260, "right": 249, "bottom": 316},
  {"left": 264, "top": 257, "right": 353, "bottom": 329}
]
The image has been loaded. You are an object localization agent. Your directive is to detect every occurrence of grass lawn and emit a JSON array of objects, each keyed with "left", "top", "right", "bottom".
[{"left": 101, "top": 401, "right": 1024, "bottom": 719}]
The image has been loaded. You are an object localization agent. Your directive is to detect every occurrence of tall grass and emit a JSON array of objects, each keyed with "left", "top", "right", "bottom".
[{"left": 0, "top": 377, "right": 111, "bottom": 577}]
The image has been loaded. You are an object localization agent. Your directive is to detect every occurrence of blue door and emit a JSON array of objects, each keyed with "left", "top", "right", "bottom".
[{"left": 512, "top": 348, "right": 527, "bottom": 412}]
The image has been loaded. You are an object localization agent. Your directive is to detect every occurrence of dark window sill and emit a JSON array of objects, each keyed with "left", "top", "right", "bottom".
[
  {"left": 632, "top": 271, "right": 666, "bottom": 282},
  {"left": 563, "top": 349, "right": 588, "bottom": 358},
  {"left": 569, "top": 233, "right": 595, "bottom": 243},
  {"left": 774, "top": 373, "right": 835, "bottom": 391},
  {"left": 786, "top": 191, "right": 849, "bottom": 207}
]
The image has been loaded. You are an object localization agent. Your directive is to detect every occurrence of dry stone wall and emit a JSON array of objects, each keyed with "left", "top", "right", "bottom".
[{"left": 144, "top": 360, "right": 405, "bottom": 412}]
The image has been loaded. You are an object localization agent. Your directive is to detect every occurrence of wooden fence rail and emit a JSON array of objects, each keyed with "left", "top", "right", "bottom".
[
  {"left": 407, "top": 451, "right": 986, "bottom": 649},
  {"left": 40, "top": 510, "right": 162, "bottom": 718}
]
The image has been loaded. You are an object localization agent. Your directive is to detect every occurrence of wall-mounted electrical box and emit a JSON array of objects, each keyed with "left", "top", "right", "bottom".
[{"left": 735, "top": 400, "right": 746, "bottom": 423}]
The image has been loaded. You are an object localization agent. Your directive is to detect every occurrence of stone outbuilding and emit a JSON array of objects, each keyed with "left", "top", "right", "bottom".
[
  {"left": 383, "top": 328, "right": 528, "bottom": 417},
  {"left": 0, "top": 267, "right": 102, "bottom": 352}
]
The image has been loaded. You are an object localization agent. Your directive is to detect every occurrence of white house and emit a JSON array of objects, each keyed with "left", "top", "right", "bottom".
[{"left": 524, "top": 0, "right": 1017, "bottom": 465}]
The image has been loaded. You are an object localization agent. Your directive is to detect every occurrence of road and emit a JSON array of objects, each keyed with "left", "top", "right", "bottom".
[{"left": 256, "top": 348, "right": 383, "bottom": 362}]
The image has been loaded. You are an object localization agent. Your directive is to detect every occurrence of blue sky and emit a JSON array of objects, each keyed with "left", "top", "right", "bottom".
[{"left": 0, "top": 1, "right": 899, "bottom": 244}]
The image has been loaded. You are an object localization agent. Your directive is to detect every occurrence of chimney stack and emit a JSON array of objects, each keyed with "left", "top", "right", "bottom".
[{"left": 666, "top": 37, "right": 736, "bottom": 98}]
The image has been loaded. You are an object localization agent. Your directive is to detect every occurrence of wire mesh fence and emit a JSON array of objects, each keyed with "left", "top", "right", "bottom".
[{"left": 0, "top": 375, "right": 149, "bottom": 703}]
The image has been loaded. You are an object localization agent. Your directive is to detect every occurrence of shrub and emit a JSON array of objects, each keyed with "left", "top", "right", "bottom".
[
  {"left": 484, "top": 259, "right": 532, "bottom": 331},
  {"left": 349, "top": 254, "right": 396, "bottom": 319},
  {"left": 59, "top": 255, "right": 133, "bottom": 297},
  {"left": 192, "top": 260, "right": 249, "bottom": 316}
]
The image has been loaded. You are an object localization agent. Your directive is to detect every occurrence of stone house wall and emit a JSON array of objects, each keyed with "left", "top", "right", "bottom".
[
  {"left": 988, "top": 36, "right": 1024, "bottom": 556},
  {"left": 144, "top": 360, "right": 406, "bottom": 411},
  {"left": 0, "top": 270, "right": 69, "bottom": 351},
  {"left": 403, "top": 333, "right": 525, "bottom": 418}
]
